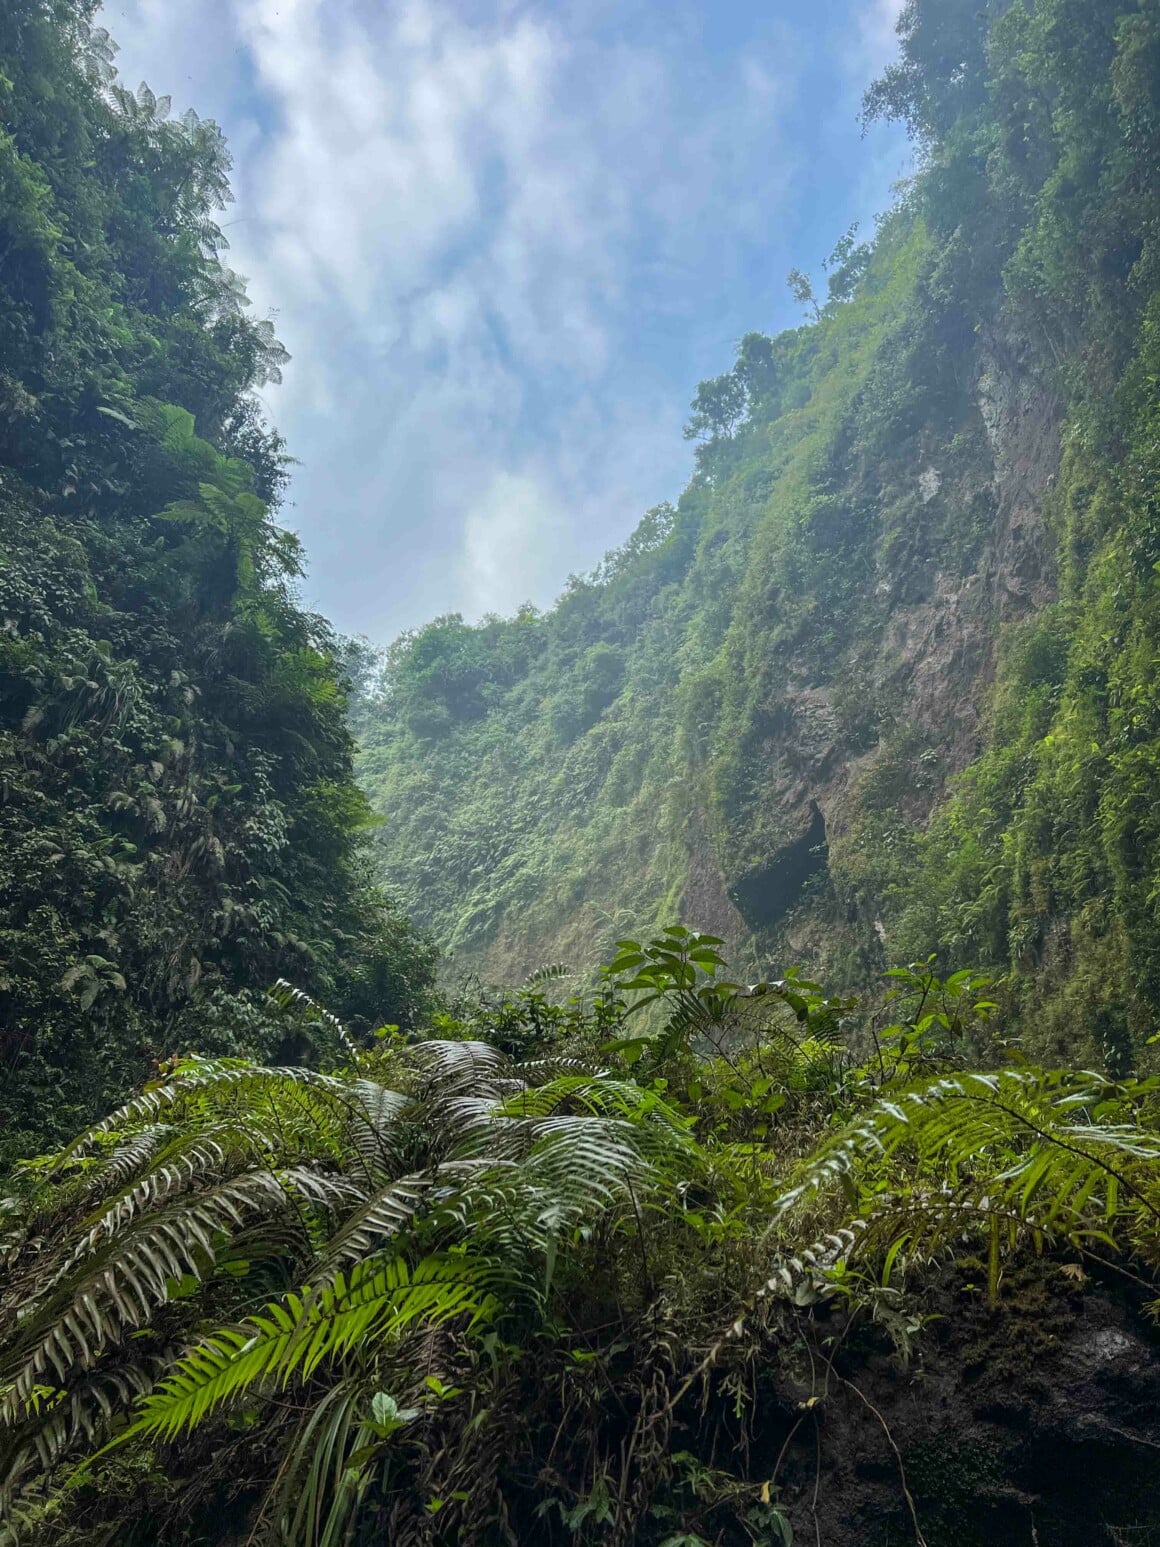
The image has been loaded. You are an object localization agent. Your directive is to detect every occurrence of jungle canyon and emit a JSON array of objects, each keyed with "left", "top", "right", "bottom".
[
  {"left": 5, "top": 0, "right": 1160, "bottom": 1543},
  {"left": 357, "top": 0, "right": 1160, "bottom": 1079}
]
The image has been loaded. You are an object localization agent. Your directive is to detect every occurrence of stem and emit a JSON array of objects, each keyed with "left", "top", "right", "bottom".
[
  {"left": 835, "top": 1373, "right": 928, "bottom": 1547},
  {"left": 625, "top": 1174, "right": 653, "bottom": 1294}
]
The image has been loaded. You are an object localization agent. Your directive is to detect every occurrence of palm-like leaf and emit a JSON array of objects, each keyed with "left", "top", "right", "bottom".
[
  {"left": 0, "top": 1030, "right": 710, "bottom": 1537},
  {"left": 1, "top": 1169, "right": 302, "bottom": 1428},
  {"left": 128, "top": 1253, "right": 495, "bottom": 1442},
  {"left": 774, "top": 1068, "right": 1160, "bottom": 1282}
]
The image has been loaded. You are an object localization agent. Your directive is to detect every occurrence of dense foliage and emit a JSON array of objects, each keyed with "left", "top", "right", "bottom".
[
  {"left": 5, "top": 0, "right": 1160, "bottom": 1537},
  {"left": 4, "top": 930, "right": 1159, "bottom": 1544},
  {"left": 868, "top": 0, "right": 1160, "bottom": 1071},
  {"left": 356, "top": 0, "right": 1160, "bottom": 1076},
  {"left": 0, "top": 0, "right": 436, "bottom": 1164}
]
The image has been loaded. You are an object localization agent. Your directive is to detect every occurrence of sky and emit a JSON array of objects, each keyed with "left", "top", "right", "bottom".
[{"left": 102, "top": 0, "right": 910, "bottom": 645}]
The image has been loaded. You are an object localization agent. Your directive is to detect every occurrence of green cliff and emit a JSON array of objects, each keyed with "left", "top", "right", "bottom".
[
  {"left": 0, "top": 0, "right": 436, "bottom": 1164},
  {"left": 358, "top": 0, "right": 1160, "bottom": 1072}
]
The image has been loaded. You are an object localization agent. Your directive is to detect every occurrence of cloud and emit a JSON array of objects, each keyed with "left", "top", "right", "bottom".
[
  {"left": 847, "top": 0, "right": 906, "bottom": 82},
  {"left": 221, "top": 0, "right": 796, "bottom": 631},
  {"left": 100, "top": 0, "right": 889, "bottom": 641},
  {"left": 461, "top": 470, "right": 565, "bottom": 617}
]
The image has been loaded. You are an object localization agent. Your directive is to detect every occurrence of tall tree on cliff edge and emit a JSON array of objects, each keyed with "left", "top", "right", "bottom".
[{"left": 0, "top": 0, "right": 436, "bottom": 1164}]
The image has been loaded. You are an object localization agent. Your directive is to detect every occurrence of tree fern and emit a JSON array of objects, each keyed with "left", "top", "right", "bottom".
[{"left": 0, "top": 1028, "right": 710, "bottom": 1527}]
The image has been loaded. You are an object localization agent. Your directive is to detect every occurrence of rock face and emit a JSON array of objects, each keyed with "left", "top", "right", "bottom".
[
  {"left": 681, "top": 814, "right": 750, "bottom": 944},
  {"left": 720, "top": 338, "right": 1061, "bottom": 966},
  {"left": 357, "top": 257, "right": 1076, "bottom": 991},
  {"left": 773, "top": 1265, "right": 1160, "bottom": 1546}
]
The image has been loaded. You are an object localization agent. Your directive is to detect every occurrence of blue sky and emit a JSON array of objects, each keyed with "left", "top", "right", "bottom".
[{"left": 103, "top": 0, "right": 910, "bottom": 643}]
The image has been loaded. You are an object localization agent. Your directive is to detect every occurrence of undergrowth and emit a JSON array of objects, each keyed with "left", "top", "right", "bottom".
[{"left": 3, "top": 929, "right": 1159, "bottom": 1545}]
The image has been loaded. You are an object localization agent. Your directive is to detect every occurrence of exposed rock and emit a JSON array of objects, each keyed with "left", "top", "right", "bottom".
[
  {"left": 682, "top": 810, "right": 750, "bottom": 942},
  {"left": 716, "top": 338, "right": 1061, "bottom": 954},
  {"left": 770, "top": 1264, "right": 1160, "bottom": 1546}
]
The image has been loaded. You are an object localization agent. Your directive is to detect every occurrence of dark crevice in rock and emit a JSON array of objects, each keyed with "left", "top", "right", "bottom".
[{"left": 730, "top": 801, "right": 828, "bottom": 930}]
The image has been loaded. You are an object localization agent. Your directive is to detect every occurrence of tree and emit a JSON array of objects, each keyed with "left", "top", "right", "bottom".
[
  {"left": 0, "top": 0, "right": 437, "bottom": 1161},
  {"left": 683, "top": 370, "right": 748, "bottom": 441},
  {"left": 824, "top": 223, "right": 872, "bottom": 304},
  {"left": 786, "top": 266, "right": 822, "bottom": 321}
]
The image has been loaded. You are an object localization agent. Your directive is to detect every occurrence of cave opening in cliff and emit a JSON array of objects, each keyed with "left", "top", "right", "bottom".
[{"left": 729, "top": 802, "right": 828, "bottom": 931}]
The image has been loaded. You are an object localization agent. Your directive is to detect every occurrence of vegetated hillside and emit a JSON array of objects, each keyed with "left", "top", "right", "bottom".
[
  {"left": 0, "top": 0, "right": 435, "bottom": 1166},
  {"left": 357, "top": 0, "right": 1160, "bottom": 1073},
  {"left": 7, "top": 6, "right": 1160, "bottom": 1543}
]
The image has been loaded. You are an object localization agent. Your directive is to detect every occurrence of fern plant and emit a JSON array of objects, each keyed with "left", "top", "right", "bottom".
[
  {"left": 773, "top": 1066, "right": 1160, "bottom": 1303},
  {"left": 0, "top": 1029, "right": 705, "bottom": 1543},
  {"left": 7, "top": 943, "right": 1160, "bottom": 1546}
]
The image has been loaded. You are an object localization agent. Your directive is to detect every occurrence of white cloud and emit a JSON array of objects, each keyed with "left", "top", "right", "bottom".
[
  {"left": 848, "top": 0, "right": 906, "bottom": 82},
  {"left": 100, "top": 0, "right": 885, "bottom": 640},
  {"left": 461, "top": 470, "right": 565, "bottom": 617}
]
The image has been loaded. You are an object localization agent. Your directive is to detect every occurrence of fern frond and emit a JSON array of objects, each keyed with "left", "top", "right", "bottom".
[
  {"left": 511, "top": 1056, "right": 600, "bottom": 1083},
  {"left": 498, "top": 1075, "right": 699, "bottom": 1179},
  {"left": 434, "top": 1096, "right": 525, "bottom": 1160},
  {"left": 410, "top": 1039, "right": 510, "bottom": 1093},
  {"left": 77, "top": 1125, "right": 178, "bottom": 1206},
  {"left": 345, "top": 1080, "right": 411, "bottom": 1179},
  {"left": 55, "top": 1061, "right": 356, "bottom": 1161},
  {"left": 775, "top": 1068, "right": 1160, "bottom": 1275},
  {"left": 429, "top": 1120, "right": 655, "bottom": 1268},
  {"left": 310, "top": 1172, "right": 438, "bottom": 1280},
  {"left": 1, "top": 1127, "right": 178, "bottom": 1264},
  {"left": 268, "top": 979, "right": 358, "bottom": 1060},
  {"left": 520, "top": 1116, "right": 647, "bottom": 1206},
  {"left": 497, "top": 1073, "right": 688, "bottom": 1127},
  {"left": 129, "top": 1253, "right": 497, "bottom": 1441},
  {"left": 68, "top": 1122, "right": 279, "bottom": 1256},
  {"left": 0, "top": 1363, "right": 154, "bottom": 1500},
  {"left": 1, "top": 1171, "right": 299, "bottom": 1425}
]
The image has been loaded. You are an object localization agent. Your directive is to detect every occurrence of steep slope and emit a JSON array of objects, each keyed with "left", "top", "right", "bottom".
[
  {"left": 357, "top": 0, "right": 1160, "bottom": 1070},
  {"left": 0, "top": 0, "right": 435, "bottom": 1164}
]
